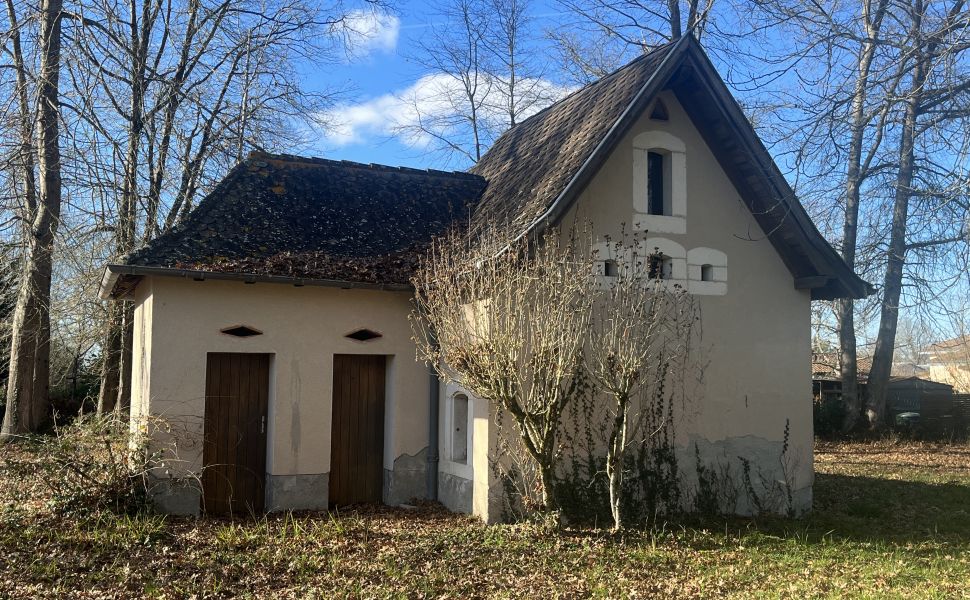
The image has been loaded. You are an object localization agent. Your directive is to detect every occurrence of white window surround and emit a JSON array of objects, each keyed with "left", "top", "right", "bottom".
[
  {"left": 633, "top": 131, "right": 687, "bottom": 235},
  {"left": 592, "top": 241, "right": 631, "bottom": 285},
  {"left": 440, "top": 384, "right": 474, "bottom": 480},
  {"left": 645, "top": 237, "right": 687, "bottom": 285},
  {"left": 687, "top": 247, "right": 728, "bottom": 295},
  {"left": 593, "top": 239, "right": 688, "bottom": 289}
]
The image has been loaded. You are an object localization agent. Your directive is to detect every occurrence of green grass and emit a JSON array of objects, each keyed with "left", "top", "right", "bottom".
[{"left": 1, "top": 440, "right": 968, "bottom": 598}]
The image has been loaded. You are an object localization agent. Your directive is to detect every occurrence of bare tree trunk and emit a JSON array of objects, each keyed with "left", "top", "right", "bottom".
[
  {"left": 866, "top": 1, "right": 929, "bottom": 430},
  {"left": 2, "top": 0, "right": 63, "bottom": 439},
  {"left": 839, "top": 0, "right": 888, "bottom": 434},
  {"left": 116, "top": 303, "right": 134, "bottom": 413},
  {"left": 98, "top": 0, "right": 155, "bottom": 413},
  {"left": 3, "top": 278, "right": 40, "bottom": 438},
  {"left": 5, "top": 0, "right": 36, "bottom": 219},
  {"left": 667, "top": 0, "right": 682, "bottom": 39},
  {"left": 606, "top": 396, "right": 629, "bottom": 530},
  {"left": 538, "top": 462, "right": 558, "bottom": 512}
]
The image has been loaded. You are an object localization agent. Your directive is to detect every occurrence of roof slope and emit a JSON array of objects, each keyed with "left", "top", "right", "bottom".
[
  {"left": 468, "top": 42, "right": 676, "bottom": 238},
  {"left": 104, "top": 36, "right": 869, "bottom": 300},
  {"left": 109, "top": 154, "right": 484, "bottom": 293},
  {"left": 470, "top": 35, "right": 871, "bottom": 300}
]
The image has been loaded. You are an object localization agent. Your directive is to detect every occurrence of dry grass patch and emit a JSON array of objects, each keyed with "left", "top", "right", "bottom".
[{"left": 1, "top": 440, "right": 968, "bottom": 598}]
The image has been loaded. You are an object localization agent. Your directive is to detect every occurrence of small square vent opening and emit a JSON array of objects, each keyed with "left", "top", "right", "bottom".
[
  {"left": 221, "top": 325, "right": 263, "bottom": 338},
  {"left": 346, "top": 329, "right": 382, "bottom": 342}
]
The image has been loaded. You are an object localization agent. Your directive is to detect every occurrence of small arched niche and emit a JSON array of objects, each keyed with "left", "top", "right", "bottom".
[
  {"left": 687, "top": 247, "right": 728, "bottom": 295},
  {"left": 644, "top": 238, "right": 687, "bottom": 283}
]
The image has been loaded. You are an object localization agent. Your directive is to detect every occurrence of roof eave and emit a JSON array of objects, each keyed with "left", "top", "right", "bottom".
[
  {"left": 678, "top": 41, "right": 873, "bottom": 301},
  {"left": 100, "top": 264, "right": 414, "bottom": 300}
]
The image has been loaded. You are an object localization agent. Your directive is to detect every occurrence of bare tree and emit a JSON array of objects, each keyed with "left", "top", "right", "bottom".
[
  {"left": 399, "top": 0, "right": 563, "bottom": 165},
  {"left": 866, "top": 0, "right": 970, "bottom": 428},
  {"left": 1, "top": 0, "right": 63, "bottom": 439},
  {"left": 745, "top": 0, "right": 969, "bottom": 431},
  {"left": 836, "top": 0, "right": 891, "bottom": 433},
  {"left": 411, "top": 228, "right": 595, "bottom": 511},
  {"left": 586, "top": 237, "right": 696, "bottom": 530},
  {"left": 558, "top": 0, "right": 713, "bottom": 45},
  {"left": 58, "top": 0, "right": 342, "bottom": 414}
]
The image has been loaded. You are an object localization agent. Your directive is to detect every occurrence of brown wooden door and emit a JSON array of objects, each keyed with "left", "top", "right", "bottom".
[
  {"left": 202, "top": 353, "right": 270, "bottom": 515},
  {"left": 330, "top": 354, "right": 386, "bottom": 506}
]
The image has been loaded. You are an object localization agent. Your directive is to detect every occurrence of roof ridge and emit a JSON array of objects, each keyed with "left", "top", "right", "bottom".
[{"left": 247, "top": 151, "right": 484, "bottom": 181}]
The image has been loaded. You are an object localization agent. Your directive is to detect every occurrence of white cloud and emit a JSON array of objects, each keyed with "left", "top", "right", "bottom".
[
  {"left": 321, "top": 73, "right": 574, "bottom": 152},
  {"left": 340, "top": 10, "right": 400, "bottom": 60}
]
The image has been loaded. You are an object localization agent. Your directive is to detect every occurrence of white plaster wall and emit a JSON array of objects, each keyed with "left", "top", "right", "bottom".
[
  {"left": 137, "top": 277, "right": 429, "bottom": 480},
  {"left": 130, "top": 279, "right": 153, "bottom": 429},
  {"left": 563, "top": 89, "right": 814, "bottom": 500}
]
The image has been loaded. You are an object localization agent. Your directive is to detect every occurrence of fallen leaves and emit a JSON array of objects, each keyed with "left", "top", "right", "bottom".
[{"left": 0, "top": 441, "right": 967, "bottom": 598}]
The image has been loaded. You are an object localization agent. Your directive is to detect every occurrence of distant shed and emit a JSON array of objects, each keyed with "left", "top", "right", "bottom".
[
  {"left": 886, "top": 376, "right": 954, "bottom": 416},
  {"left": 811, "top": 373, "right": 966, "bottom": 437}
]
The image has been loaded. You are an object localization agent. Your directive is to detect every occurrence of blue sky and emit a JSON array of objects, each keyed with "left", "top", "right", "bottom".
[{"left": 301, "top": 0, "right": 571, "bottom": 170}]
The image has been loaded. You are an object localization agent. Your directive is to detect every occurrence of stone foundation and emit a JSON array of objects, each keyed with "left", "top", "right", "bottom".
[
  {"left": 680, "top": 435, "right": 811, "bottom": 516},
  {"left": 438, "top": 471, "right": 473, "bottom": 514},
  {"left": 266, "top": 472, "right": 329, "bottom": 512},
  {"left": 148, "top": 477, "right": 201, "bottom": 516},
  {"left": 383, "top": 447, "right": 429, "bottom": 506}
]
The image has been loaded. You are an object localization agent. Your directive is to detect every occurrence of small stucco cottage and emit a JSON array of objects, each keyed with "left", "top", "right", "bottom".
[{"left": 100, "top": 36, "right": 869, "bottom": 520}]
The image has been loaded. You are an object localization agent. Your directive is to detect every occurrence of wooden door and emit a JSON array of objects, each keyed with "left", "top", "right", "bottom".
[
  {"left": 330, "top": 354, "right": 386, "bottom": 506},
  {"left": 202, "top": 353, "right": 270, "bottom": 515}
]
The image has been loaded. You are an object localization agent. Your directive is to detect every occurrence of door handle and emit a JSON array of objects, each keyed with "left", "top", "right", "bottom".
[{"left": 261, "top": 415, "right": 266, "bottom": 434}]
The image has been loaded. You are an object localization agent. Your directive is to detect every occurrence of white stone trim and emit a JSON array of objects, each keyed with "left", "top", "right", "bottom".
[
  {"left": 644, "top": 237, "right": 687, "bottom": 286},
  {"left": 440, "top": 382, "right": 474, "bottom": 480},
  {"left": 633, "top": 213, "right": 686, "bottom": 234},
  {"left": 632, "top": 131, "right": 687, "bottom": 234},
  {"left": 633, "top": 130, "right": 686, "bottom": 153},
  {"left": 687, "top": 247, "right": 728, "bottom": 295},
  {"left": 592, "top": 241, "right": 628, "bottom": 287}
]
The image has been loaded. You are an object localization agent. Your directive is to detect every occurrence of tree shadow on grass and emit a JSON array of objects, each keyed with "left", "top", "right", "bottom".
[{"left": 738, "top": 473, "right": 970, "bottom": 547}]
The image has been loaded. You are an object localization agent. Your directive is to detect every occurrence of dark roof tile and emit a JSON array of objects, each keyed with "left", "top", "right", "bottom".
[
  {"left": 469, "top": 43, "right": 676, "bottom": 238},
  {"left": 124, "top": 154, "right": 486, "bottom": 285}
]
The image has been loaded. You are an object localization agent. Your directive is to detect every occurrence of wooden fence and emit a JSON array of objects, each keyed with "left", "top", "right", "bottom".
[{"left": 921, "top": 393, "right": 970, "bottom": 439}]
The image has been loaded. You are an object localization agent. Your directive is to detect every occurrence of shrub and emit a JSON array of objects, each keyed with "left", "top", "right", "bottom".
[
  {"left": 814, "top": 394, "right": 846, "bottom": 439},
  {"left": 2, "top": 413, "right": 156, "bottom": 517}
]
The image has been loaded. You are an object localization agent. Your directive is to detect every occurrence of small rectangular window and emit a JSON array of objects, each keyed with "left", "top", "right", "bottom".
[
  {"left": 647, "top": 152, "right": 665, "bottom": 215},
  {"left": 701, "top": 264, "right": 714, "bottom": 281},
  {"left": 451, "top": 394, "right": 468, "bottom": 464}
]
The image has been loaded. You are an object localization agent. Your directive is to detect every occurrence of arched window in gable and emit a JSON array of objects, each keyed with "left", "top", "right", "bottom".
[{"left": 632, "top": 131, "right": 687, "bottom": 235}]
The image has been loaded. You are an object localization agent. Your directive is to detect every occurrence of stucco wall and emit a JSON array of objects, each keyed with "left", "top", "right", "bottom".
[
  {"left": 558, "top": 89, "right": 814, "bottom": 513},
  {"left": 132, "top": 277, "right": 430, "bottom": 510},
  {"left": 130, "top": 279, "right": 153, "bottom": 427},
  {"left": 928, "top": 363, "right": 970, "bottom": 393},
  {"left": 131, "top": 88, "right": 815, "bottom": 518}
]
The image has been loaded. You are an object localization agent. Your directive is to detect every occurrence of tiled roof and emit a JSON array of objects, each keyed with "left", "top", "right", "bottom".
[
  {"left": 469, "top": 42, "right": 676, "bottom": 239},
  {"left": 812, "top": 352, "right": 873, "bottom": 380},
  {"left": 123, "top": 154, "right": 485, "bottom": 285},
  {"left": 106, "top": 36, "right": 870, "bottom": 300}
]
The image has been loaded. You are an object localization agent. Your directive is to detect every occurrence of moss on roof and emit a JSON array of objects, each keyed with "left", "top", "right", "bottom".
[{"left": 125, "top": 154, "right": 486, "bottom": 285}]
